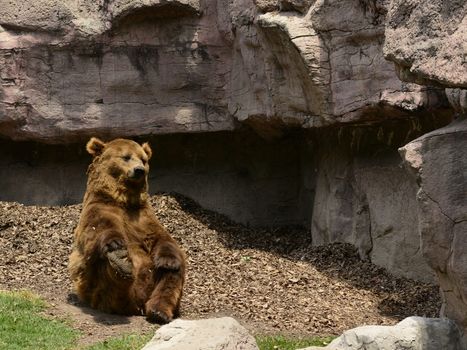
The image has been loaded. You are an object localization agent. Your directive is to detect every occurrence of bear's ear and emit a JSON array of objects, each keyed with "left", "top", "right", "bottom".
[
  {"left": 142, "top": 142, "right": 152, "bottom": 159},
  {"left": 86, "top": 137, "right": 106, "bottom": 157}
]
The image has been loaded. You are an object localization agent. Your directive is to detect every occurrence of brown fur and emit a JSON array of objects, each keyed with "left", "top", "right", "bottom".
[{"left": 69, "top": 138, "right": 185, "bottom": 323}]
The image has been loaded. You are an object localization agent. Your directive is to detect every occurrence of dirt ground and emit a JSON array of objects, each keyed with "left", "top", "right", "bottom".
[{"left": 0, "top": 193, "right": 440, "bottom": 346}]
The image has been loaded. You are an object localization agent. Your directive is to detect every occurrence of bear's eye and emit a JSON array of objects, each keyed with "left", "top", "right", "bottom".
[
  {"left": 141, "top": 158, "right": 147, "bottom": 165},
  {"left": 122, "top": 155, "right": 131, "bottom": 162}
]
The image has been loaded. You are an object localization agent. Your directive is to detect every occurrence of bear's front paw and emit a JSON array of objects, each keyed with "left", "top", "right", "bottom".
[{"left": 155, "top": 255, "right": 181, "bottom": 271}]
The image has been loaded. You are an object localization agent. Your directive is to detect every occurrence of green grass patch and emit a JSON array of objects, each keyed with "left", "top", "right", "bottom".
[
  {"left": 256, "top": 335, "right": 335, "bottom": 350},
  {"left": 0, "top": 290, "right": 79, "bottom": 350},
  {"left": 0, "top": 290, "right": 154, "bottom": 350},
  {"left": 86, "top": 333, "right": 153, "bottom": 350},
  {"left": 0, "top": 290, "right": 336, "bottom": 350}
]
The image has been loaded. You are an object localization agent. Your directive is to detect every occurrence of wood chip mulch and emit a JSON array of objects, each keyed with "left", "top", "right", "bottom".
[{"left": 0, "top": 193, "right": 440, "bottom": 342}]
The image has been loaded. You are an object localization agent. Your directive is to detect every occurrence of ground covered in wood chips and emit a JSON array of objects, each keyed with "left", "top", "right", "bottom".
[{"left": 0, "top": 193, "right": 440, "bottom": 345}]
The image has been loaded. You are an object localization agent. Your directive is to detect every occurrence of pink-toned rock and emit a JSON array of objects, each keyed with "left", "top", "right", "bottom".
[
  {"left": 0, "top": 0, "right": 450, "bottom": 143},
  {"left": 0, "top": 0, "right": 231, "bottom": 143}
]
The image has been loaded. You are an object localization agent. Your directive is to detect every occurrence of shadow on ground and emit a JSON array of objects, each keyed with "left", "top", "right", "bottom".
[
  {"left": 67, "top": 293, "right": 133, "bottom": 326},
  {"left": 167, "top": 193, "right": 440, "bottom": 320}
]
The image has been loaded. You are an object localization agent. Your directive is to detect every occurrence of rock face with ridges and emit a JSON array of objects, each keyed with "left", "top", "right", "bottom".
[
  {"left": 383, "top": 0, "right": 467, "bottom": 343},
  {"left": 400, "top": 118, "right": 467, "bottom": 344},
  {"left": 0, "top": 0, "right": 233, "bottom": 143},
  {"left": 311, "top": 147, "right": 435, "bottom": 282},
  {"left": 0, "top": 0, "right": 451, "bottom": 142}
]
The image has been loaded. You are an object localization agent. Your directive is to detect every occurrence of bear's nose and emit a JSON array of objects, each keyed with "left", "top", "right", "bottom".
[{"left": 132, "top": 166, "right": 145, "bottom": 179}]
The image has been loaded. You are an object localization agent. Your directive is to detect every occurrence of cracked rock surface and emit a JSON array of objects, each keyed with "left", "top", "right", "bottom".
[
  {"left": 0, "top": 0, "right": 452, "bottom": 142},
  {"left": 400, "top": 118, "right": 467, "bottom": 345}
]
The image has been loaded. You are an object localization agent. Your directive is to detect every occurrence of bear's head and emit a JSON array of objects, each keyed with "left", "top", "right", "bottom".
[{"left": 85, "top": 137, "right": 153, "bottom": 207}]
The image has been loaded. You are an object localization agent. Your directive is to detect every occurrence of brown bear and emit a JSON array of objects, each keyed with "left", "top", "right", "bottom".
[{"left": 68, "top": 137, "right": 186, "bottom": 323}]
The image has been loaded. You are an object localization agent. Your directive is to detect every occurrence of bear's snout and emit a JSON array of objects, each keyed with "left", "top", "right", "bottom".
[{"left": 129, "top": 166, "right": 146, "bottom": 180}]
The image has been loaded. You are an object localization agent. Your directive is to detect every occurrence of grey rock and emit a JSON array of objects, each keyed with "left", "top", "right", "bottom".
[
  {"left": 446, "top": 88, "right": 467, "bottom": 115},
  {"left": 311, "top": 147, "right": 435, "bottom": 282},
  {"left": 301, "top": 317, "right": 463, "bottom": 350},
  {"left": 0, "top": 0, "right": 103, "bottom": 34},
  {"left": 141, "top": 317, "right": 259, "bottom": 350},
  {"left": 400, "top": 118, "right": 467, "bottom": 344}
]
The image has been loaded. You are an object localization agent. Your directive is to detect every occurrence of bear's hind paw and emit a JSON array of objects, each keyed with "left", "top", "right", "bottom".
[{"left": 146, "top": 309, "right": 172, "bottom": 324}]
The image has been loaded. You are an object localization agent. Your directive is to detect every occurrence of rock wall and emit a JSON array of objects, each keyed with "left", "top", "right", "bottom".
[
  {"left": 0, "top": 0, "right": 451, "bottom": 142},
  {"left": 0, "top": 0, "right": 233, "bottom": 142},
  {"left": 401, "top": 119, "right": 467, "bottom": 342},
  {"left": 312, "top": 148, "right": 430, "bottom": 281},
  {"left": 310, "top": 117, "right": 450, "bottom": 283},
  {"left": 383, "top": 0, "right": 467, "bottom": 343}
]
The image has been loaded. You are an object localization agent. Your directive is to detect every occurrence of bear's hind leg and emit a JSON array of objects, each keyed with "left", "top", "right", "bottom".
[
  {"left": 145, "top": 239, "right": 185, "bottom": 323},
  {"left": 145, "top": 268, "right": 184, "bottom": 324},
  {"left": 128, "top": 251, "right": 155, "bottom": 314}
]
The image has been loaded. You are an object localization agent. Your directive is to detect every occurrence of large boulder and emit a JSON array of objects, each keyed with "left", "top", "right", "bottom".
[
  {"left": 141, "top": 317, "right": 259, "bottom": 350},
  {"left": 400, "top": 118, "right": 467, "bottom": 343},
  {"left": 302, "top": 317, "right": 463, "bottom": 350}
]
